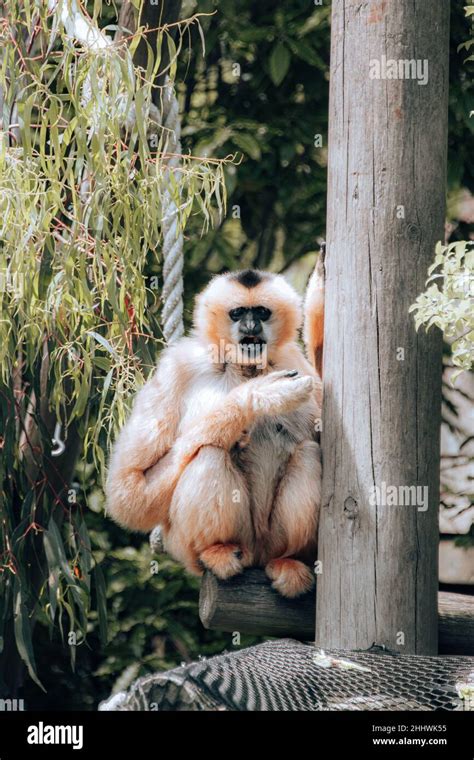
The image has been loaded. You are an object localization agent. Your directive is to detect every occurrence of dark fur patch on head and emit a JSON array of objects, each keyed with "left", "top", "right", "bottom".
[{"left": 231, "top": 269, "right": 265, "bottom": 289}]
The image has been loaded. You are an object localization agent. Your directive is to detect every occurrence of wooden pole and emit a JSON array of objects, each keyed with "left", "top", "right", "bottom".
[
  {"left": 315, "top": 1, "right": 450, "bottom": 654},
  {"left": 199, "top": 571, "right": 474, "bottom": 655}
]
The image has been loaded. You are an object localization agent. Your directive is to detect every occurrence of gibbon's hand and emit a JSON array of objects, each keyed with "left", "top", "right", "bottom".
[
  {"left": 172, "top": 370, "right": 315, "bottom": 463},
  {"left": 238, "top": 369, "right": 316, "bottom": 418}
]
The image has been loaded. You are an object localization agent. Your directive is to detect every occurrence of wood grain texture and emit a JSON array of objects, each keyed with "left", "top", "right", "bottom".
[
  {"left": 316, "top": 0, "right": 450, "bottom": 653},
  {"left": 199, "top": 569, "right": 316, "bottom": 639},
  {"left": 200, "top": 571, "right": 474, "bottom": 654}
]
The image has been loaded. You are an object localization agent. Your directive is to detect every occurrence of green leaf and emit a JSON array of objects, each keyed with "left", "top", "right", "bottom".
[
  {"left": 269, "top": 43, "right": 291, "bottom": 86},
  {"left": 77, "top": 517, "right": 92, "bottom": 590},
  {"left": 43, "top": 527, "right": 61, "bottom": 623},
  {"left": 87, "top": 331, "right": 119, "bottom": 358},
  {"left": 46, "top": 517, "right": 74, "bottom": 582},
  {"left": 94, "top": 564, "right": 108, "bottom": 646},
  {"left": 13, "top": 577, "right": 45, "bottom": 691},
  {"left": 232, "top": 132, "right": 262, "bottom": 161},
  {"left": 93, "top": 356, "right": 111, "bottom": 372},
  {"left": 287, "top": 38, "right": 324, "bottom": 68}
]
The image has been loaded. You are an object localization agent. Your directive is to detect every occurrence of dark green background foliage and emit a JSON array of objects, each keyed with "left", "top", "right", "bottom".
[
  {"left": 449, "top": 5, "right": 474, "bottom": 196},
  {"left": 5, "top": 1, "right": 474, "bottom": 709},
  {"left": 179, "top": 0, "right": 330, "bottom": 296}
]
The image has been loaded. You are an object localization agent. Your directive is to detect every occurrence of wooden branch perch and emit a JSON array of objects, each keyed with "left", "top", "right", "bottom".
[{"left": 199, "top": 569, "right": 474, "bottom": 655}]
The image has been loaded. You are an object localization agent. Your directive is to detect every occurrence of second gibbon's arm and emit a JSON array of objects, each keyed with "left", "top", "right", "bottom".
[{"left": 304, "top": 250, "right": 325, "bottom": 377}]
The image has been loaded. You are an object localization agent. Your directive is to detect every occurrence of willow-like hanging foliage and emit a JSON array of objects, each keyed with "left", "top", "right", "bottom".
[{"left": 0, "top": 0, "right": 227, "bottom": 690}]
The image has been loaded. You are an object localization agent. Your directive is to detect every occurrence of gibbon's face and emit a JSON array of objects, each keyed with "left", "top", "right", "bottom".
[{"left": 194, "top": 269, "right": 303, "bottom": 365}]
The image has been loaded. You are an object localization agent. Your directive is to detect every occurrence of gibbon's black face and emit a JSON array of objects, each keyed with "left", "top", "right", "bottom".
[
  {"left": 228, "top": 305, "right": 272, "bottom": 350},
  {"left": 194, "top": 268, "right": 303, "bottom": 366}
]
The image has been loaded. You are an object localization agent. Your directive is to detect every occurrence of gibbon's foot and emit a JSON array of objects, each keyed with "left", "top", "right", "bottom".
[
  {"left": 265, "top": 558, "right": 315, "bottom": 598},
  {"left": 199, "top": 543, "right": 251, "bottom": 580}
]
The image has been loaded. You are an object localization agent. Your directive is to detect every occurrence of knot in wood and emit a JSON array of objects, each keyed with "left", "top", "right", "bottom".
[
  {"left": 404, "top": 222, "right": 422, "bottom": 242},
  {"left": 343, "top": 496, "right": 358, "bottom": 519}
]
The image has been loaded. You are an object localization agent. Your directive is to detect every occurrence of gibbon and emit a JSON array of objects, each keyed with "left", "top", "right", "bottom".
[{"left": 106, "top": 267, "right": 324, "bottom": 598}]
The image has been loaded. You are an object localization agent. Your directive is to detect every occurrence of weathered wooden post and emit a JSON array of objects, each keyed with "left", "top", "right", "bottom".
[{"left": 315, "top": 0, "right": 450, "bottom": 653}]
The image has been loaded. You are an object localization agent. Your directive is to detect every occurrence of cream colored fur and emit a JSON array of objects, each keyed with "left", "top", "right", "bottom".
[{"left": 106, "top": 269, "right": 324, "bottom": 597}]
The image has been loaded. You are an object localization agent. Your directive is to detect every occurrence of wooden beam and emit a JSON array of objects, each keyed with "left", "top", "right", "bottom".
[
  {"left": 200, "top": 568, "right": 315, "bottom": 639},
  {"left": 199, "top": 570, "right": 474, "bottom": 655}
]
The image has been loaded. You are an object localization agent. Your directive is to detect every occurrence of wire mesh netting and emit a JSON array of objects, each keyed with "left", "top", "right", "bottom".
[{"left": 99, "top": 638, "right": 474, "bottom": 712}]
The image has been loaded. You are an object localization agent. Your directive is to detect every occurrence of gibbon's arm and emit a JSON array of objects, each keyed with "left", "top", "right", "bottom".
[
  {"left": 106, "top": 373, "right": 256, "bottom": 533},
  {"left": 129, "top": 389, "right": 256, "bottom": 532},
  {"left": 105, "top": 347, "right": 191, "bottom": 532},
  {"left": 107, "top": 359, "right": 314, "bottom": 533},
  {"left": 173, "top": 370, "right": 316, "bottom": 464},
  {"left": 304, "top": 249, "right": 325, "bottom": 378}
]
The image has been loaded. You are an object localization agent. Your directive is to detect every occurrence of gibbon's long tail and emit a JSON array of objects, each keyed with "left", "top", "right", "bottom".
[{"left": 303, "top": 244, "right": 325, "bottom": 378}]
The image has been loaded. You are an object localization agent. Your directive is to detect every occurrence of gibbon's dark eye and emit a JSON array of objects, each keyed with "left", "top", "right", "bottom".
[
  {"left": 253, "top": 306, "right": 272, "bottom": 321},
  {"left": 229, "top": 307, "right": 245, "bottom": 322}
]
